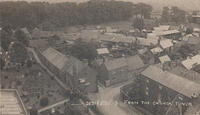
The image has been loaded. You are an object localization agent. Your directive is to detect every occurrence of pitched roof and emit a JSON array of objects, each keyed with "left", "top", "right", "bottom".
[
  {"left": 160, "top": 39, "right": 173, "bottom": 49},
  {"left": 126, "top": 55, "right": 144, "bottom": 70},
  {"left": 157, "top": 30, "right": 181, "bottom": 36},
  {"left": 42, "top": 47, "right": 69, "bottom": 70},
  {"left": 182, "top": 55, "right": 200, "bottom": 70},
  {"left": 0, "top": 89, "right": 28, "bottom": 115},
  {"left": 137, "top": 38, "right": 158, "bottom": 46},
  {"left": 159, "top": 55, "right": 171, "bottom": 63},
  {"left": 100, "top": 34, "right": 136, "bottom": 44},
  {"left": 141, "top": 65, "right": 200, "bottom": 98},
  {"left": 104, "top": 57, "right": 127, "bottom": 71}
]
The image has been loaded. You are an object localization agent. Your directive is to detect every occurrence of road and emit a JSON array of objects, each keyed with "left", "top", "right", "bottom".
[{"left": 89, "top": 82, "right": 143, "bottom": 115}]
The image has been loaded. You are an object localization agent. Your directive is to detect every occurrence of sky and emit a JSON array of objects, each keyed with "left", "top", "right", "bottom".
[{"left": 0, "top": 0, "right": 200, "bottom": 11}]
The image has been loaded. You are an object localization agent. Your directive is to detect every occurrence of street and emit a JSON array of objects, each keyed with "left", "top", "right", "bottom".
[{"left": 89, "top": 81, "right": 143, "bottom": 115}]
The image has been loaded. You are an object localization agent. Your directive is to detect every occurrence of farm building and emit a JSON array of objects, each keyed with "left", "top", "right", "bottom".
[
  {"left": 38, "top": 47, "right": 98, "bottom": 93},
  {"left": 98, "top": 55, "right": 145, "bottom": 87}
]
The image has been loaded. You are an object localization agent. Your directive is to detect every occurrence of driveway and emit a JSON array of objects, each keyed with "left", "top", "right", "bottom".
[{"left": 89, "top": 81, "right": 143, "bottom": 115}]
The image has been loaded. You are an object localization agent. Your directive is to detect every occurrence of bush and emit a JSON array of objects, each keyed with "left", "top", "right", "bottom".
[{"left": 40, "top": 97, "right": 49, "bottom": 107}]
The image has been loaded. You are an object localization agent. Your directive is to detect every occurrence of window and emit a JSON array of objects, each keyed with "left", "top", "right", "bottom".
[
  {"left": 146, "top": 87, "right": 149, "bottom": 90},
  {"left": 146, "top": 79, "right": 149, "bottom": 83}
]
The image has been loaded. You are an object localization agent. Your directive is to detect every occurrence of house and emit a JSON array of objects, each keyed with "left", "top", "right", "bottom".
[
  {"left": 39, "top": 47, "right": 97, "bottom": 93},
  {"left": 124, "top": 65, "right": 200, "bottom": 115},
  {"left": 98, "top": 55, "right": 145, "bottom": 87},
  {"left": 0, "top": 89, "right": 28, "bottom": 115},
  {"left": 181, "top": 55, "right": 200, "bottom": 70}
]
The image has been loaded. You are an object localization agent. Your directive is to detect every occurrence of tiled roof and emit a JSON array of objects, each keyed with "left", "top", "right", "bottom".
[{"left": 141, "top": 65, "right": 200, "bottom": 98}]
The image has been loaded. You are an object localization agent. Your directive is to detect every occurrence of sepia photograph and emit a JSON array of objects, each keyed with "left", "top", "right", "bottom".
[{"left": 0, "top": 0, "right": 200, "bottom": 115}]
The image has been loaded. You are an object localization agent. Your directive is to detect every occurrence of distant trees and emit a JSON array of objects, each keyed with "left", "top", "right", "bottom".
[
  {"left": 132, "top": 18, "right": 144, "bottom": 31},
  {"left": 134, "top": 3, "right": 153, "bottom": 19},
  {"left": 161, "top": 7, "right": 171, "bottom": 23},
  {"left": 160, "top": 6, "right": 186, "bottom": 24},
  {"left": 0, "top": 1, "right": 134, "bottom": 29},
  {"left": 1, "top": 25, "right": 12, "bottom": 51}
]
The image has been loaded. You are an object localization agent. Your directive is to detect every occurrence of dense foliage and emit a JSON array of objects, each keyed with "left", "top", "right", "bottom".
[
  {"left": 161, "top": 6, "right": 186, "bottom": 24},
  {"left": 0, "top": 1, "right": 134, "bottom": 29}
]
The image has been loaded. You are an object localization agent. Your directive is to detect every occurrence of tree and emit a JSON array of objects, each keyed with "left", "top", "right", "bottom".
[
  {"left": 9, "top": 42, "right": 28, "bottom": 64},
  {"left": 161, "top": 7, "right": 170, "bottom": 23},
  {"left": 0, "top": 57, "right": 5, "bottom": 70},
  {"left": 134, "top": 3, "right": 153, "bottom": 19},
  {"left": 1, "top": 25, "right": 12, "bottom": 51},
  {"left": 185, "top": 27, "right": 193, "bottom": 34},
  {"left": 70, "top": 39, "right": 97, "bottom": 64},
  {"left": 170, "top": 6, "right": 186, "bottom": 24},
  {"left": 15, "top": 29, "right": 29, "bottom": 46},
  {"left": 132, "top": 18, "right": 144, "bottom": 31},
  {"left": 40, "top": 97, "right": 49, "bottom": 107}
]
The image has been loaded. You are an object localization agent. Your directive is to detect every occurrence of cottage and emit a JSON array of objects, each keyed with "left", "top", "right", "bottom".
[
  {"left": 191, "top": 15, "right": 200, "bottom": 24},
  {"left": 150, "top": 47, "right": 163, "bottom": 55},
  {"left": 39, "top": 47, "right": 97, "bottom": 93}
]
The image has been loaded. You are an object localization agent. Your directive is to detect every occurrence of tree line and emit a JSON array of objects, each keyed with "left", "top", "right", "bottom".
[{"left": 0, "top": 0, "right": 152, "bottom": 30}]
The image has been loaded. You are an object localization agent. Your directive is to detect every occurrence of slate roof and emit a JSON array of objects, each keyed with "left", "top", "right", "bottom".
[
  {"left": 104, "top": 57, "right": 127, "bottom": 71},
  {"left": 42, "top": 47, "right": 69, "bottom": 71},
  {"left": 126, "top": 55, "right": 144, "bottom": 71},
  {"left": 141, "top": 65, "right": 200, "bottom": 98}
]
